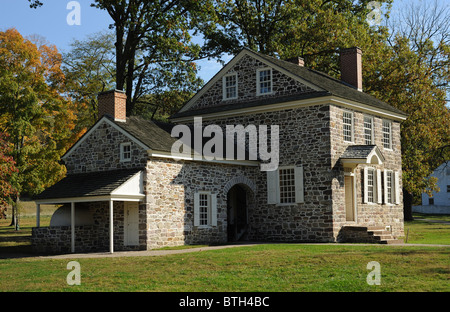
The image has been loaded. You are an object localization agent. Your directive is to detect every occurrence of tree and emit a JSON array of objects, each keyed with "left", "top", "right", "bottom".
[
  {"left": 0, "top": 28, "right": 80, "bottom": 229},
  {"left": 30, "top": 0, "right": 205, "bottom": 117},
  {"left": 0, "top": 133, "right": 18, "bottom": 220},
  {"left": 90, "top": 0, "right": 204, "bottom": 115},
  {"left": 62, "top": 31, "right": 116, "bottom": 129},
  {"left": 199, "top": 0, "right": 393, "bottom": 72},
  {"left": 364, "top": 0, "right": 450, "bottom": 219}
]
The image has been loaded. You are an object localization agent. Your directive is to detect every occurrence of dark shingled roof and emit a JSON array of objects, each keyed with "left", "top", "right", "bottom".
[
  {"left": 34, "top": 168, "right": 141, "bottom": 200},
  {"left": 113, "top": 116, "right": 177, "bottom": 153},
  {"left": 170, "top": 48, "right": 406, "bottom": 119},
  {"left": 341, "top": 145, "right": 379, "bottom": 159}
]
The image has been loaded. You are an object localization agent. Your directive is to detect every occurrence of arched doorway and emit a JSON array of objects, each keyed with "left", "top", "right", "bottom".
[{"left": 227, "top": 184, "right": 249, "bottom": 242}]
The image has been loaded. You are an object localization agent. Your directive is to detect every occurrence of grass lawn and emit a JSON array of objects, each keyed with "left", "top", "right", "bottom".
[{"left": 0, "top": 209, "right": 449, "bottom": 292}]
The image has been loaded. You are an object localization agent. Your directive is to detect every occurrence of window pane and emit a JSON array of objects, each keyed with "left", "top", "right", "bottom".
[
  {"left": 382, "top": 120, "right": 391, "bottom": 149},
  {"left": 199, "top": 193, "right": 209, "bottom": 225},
  {"left": 343, "top": 112, "right": 353, "bottom": 142},
  {"left": 259, "top": 69, "right": 272, "bottom": 94},
  {"left": 279, "top": 168, "right": 295, "bottom": 203},
  {"left": 367, "top": 169, "right": 374, "bottom": 203},
  {"left": 225, "top": 74, "right": 237, "bottom": 99},
  {"left": 386, "top": 171, "right": 393, "bottom": 204},
  {"left": 364, "top": 116, "right": 373, "bottom": 145}
]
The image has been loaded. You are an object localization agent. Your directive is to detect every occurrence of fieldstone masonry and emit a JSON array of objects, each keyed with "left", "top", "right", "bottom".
[{"left": 33, "top": 49, "right": 404, "bottom": 253}]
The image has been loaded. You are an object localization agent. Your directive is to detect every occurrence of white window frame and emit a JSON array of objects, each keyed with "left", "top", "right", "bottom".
[
  {"left": 278, "top": 166, "right": 296, "bottom": 204},
  {"left": 194, "top": 191, "right": 217, "bottom": 228},
  {"left": 382, "top": 119, "right": 392, "bottom": 150},
  {"left": 363, "top": 115, "right": 374, "bottom": 145},
  {"left": 343, "top": 110, "right": 354, "bottom": 143},
  {"left": 267, "top": 165, "right": 304, "bottom": 205},
  {"left": 256, "top": 68, "right": 273, "bottom": 95},
  {"left": 383, "top": 170, "right": 400, "bottom": 205},
  {"left": 363, "top": 167, "right": 379, "bottom": 204},
  {"left": 222, "top": 73, "right": 238, "bottom": 100},
  {"left": 120, "top": 142, "right": 132, "bottom": 162}
]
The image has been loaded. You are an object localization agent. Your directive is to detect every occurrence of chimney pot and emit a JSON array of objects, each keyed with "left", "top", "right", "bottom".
[
  {"left": 340, "top": 47, "right": 362, "bottom": 91},
  {"left": 97, "top": 89, "right": 127, "bottom": 122},
  {"left": 285, "top": 56, "right": 305, "bottom": 67}
]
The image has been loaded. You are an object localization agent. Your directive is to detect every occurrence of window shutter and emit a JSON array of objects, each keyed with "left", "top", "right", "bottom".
[
  {"left": 193, "top": 192, "right": 200, "bottom": 226},
  {"left": 394, "top": 171, "right": 400, "bottom": 204},
  {"left": 377, "top": 169, "right": 382, "bottom": 204},
  {"left": 383, "top": 170, "right": 388, "bottom": 204},
  {"left": 363, "top": 167, "right": 368, "bottom": 204},
  {"left": 211, "top": 193, "right": 217, "bottom": 226},
  {"left": 294, "top": 166, "right": 304, "bottom": 203},
  {"left": 267, "top": 170, "right": 278, "bottom": 204}
]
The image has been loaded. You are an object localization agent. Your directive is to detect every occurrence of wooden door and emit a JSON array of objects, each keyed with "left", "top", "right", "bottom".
[
  {"left": 124, "top": 202, "right": 139, "bottom": 246},
  {"left": 344, "top": 176, "right": 355, "bottom": 221}
]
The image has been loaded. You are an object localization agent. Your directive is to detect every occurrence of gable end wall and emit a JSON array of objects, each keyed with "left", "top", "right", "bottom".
[{"left": 64, "top": 121, "right": 148, "bottom": 174}]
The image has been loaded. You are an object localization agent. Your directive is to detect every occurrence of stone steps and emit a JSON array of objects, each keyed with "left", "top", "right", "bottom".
[{"left": 339, "top": 226, "right": 403, "bottom": 244}]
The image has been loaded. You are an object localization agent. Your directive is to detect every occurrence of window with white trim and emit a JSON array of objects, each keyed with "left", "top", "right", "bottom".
[
  {"left": 267, "top": 165, "right": 304, "bottom": 205},
  {"left": 257, "top": 68, "right": 272, "bottom": 95},
  {"left": 386, "top": 171, "right": 393, "bottom": 204},
  {"left": 223, "top": 73, "right": 238, "bottom": 100},
  {"left": 382, "top": 120, "right": 392, "bottom": 149},
  {"left": 363, "top": 167, "right": 379, "bottom": 204},
  {"left": 343, "top": 111, "right": 354, "bottom": 142},
  {"left": 194, "top": 191, "right": 217, "bottom": 227},
  {"left": 120, "top": 142, "right": 131, "bottom": 162},
  {"left": 367, "top": 169, "right": 375, "bottom": 203},
  {"left": 279, "top": 167, "right": 296, "bottom": 204},
  {"left": 199, "top": 193, "right": 209, "bottom": 226},
  {"left": 364, "top": 115, "right": 374, "bottom": 145}
]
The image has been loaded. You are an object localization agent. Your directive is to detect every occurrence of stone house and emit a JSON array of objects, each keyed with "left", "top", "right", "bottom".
[{"left": 32, "top": 47, "right": 407, "bottom": 254}]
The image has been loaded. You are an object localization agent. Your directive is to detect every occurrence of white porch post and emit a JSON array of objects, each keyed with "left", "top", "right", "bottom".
[
  {"left": 36, "top": 204, "right": 40, "bottom": 228},
  {"left": 71, "top": 202, "right": 75, "bottom": 253},
  {"left": 109, "top": 200, "right": 114, "bottom": 254}
]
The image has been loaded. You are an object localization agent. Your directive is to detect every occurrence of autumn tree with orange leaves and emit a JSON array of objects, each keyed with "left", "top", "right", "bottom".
[{"left": 0, "top": 28, "right": 82, "bottom": 229}]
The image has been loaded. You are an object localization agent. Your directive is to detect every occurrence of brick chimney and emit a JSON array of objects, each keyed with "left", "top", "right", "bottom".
[
  {"left": 97, "top": 89, "right": 126, "bottom": 122},
  {"left": 285, "top": 56, "right": 305, "bottom": 67},
  {"left": 340, "top": 47, "right": 362, "bottom": 91}
]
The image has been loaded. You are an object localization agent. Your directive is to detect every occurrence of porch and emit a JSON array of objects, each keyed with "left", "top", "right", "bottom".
[{"left": 32, "top": 169, "right": 145, "bottom": 254}]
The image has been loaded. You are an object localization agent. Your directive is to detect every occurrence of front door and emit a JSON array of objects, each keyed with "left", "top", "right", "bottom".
[
  {"left": 344, "top": 176, "right": 355, "bottom": 221},
  {"left": 124, "top": 202, "right": 139, "bottom": 246}
]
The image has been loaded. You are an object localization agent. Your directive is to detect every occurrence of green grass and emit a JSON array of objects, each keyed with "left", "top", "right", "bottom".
[
  {"left": 0, "top": 244, "right": 448, "bottom": 292},
  {"left": 0, "top": 210, "right": 449, "bottom": 292},
  {"left": 403, "top": 214, "right": 450, "bottom": 245}
]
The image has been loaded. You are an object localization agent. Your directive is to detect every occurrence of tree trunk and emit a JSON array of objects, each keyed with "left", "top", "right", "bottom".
[
  {"left": 403, "top": 188, "right": 414, "bottom": 221},
  {"left": 8, "top": 196, "right": 20, "bottom": 230}
]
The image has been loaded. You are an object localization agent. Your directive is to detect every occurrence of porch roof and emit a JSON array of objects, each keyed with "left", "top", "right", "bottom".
[
  {"left": 34, "top": 168, "right": 144, "bottom": 204},
  {"left": 340, "top": 145, "right": 385, "bottom": 169}
]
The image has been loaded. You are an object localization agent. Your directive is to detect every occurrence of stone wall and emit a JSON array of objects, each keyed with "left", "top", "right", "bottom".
[
  {"left": 183, "top": 104, "right": 335, "bottom": 243},
  {"left": 145, "top": 158, "right": 260, "bottom": 248},
  {"left": 189, "top": 54, "right": 315, "bottom": 111},
  {"left": 329, "top": 105, "right": 404, "bottom": 239},
  {"left": 64, "top": 121, "right": 147, "bottom": 175}
]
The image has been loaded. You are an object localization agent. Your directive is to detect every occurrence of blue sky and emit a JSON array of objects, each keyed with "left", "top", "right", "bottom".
[
  {"left": 0, "top": 0, "right": 225, "bottom": 82},
  {"left": 0, "top": 0, "right": 441, "bottom": 83}
]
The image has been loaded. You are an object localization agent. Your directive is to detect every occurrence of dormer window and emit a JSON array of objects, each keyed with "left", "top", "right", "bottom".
[
  {"left": 257, "top": 68, "right": 272, "bottom": 95},
  {"left": 223, "top": 73, "right": 238, "bottom": 100},
  {"left": 120, "top": 142, "right": 131, "bottom": 162}
]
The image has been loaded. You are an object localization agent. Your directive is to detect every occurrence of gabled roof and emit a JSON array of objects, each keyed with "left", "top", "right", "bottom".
[
  {"left": 62, "top": 115, "right": 177, "bottom": 160},
  {"left": 171, "top": 48, "right": 407, "bottom": 120},
  {"left": 340, "top": 145, "right": 385, "bottom": 169}
]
